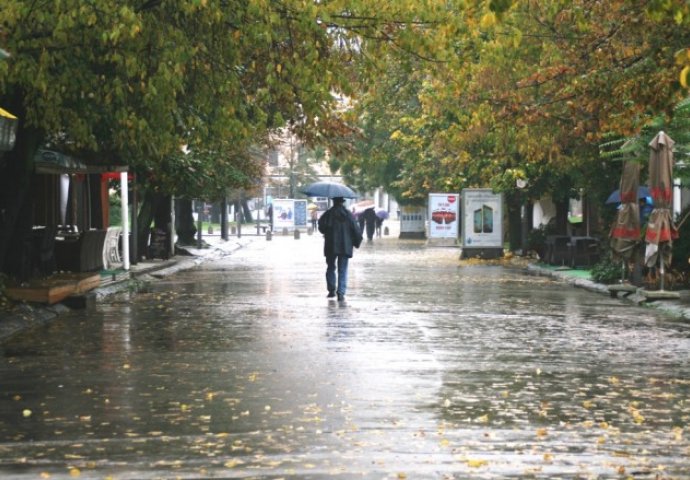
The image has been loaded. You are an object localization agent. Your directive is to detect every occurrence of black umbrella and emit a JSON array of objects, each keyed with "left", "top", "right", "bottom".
[{"left": 301, "top": 181, "right": 357, "bottom": 199}]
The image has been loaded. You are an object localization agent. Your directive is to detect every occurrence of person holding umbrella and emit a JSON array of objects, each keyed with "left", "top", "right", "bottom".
[
  {"left": 375, "top": 208, "right": 389, "bottom": 237},
  {"left": 317, "top": 197, "right": 363, "bottom": 302},
  {"left": 307, "top": 203, "right": 319, "bottom": 231},
  {"left": 362, "top": 207, "right": 378, "bottom": 241}
]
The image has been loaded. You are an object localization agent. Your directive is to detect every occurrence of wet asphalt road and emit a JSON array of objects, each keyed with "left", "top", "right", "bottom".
[{"left": 1, "top": 232, "right": 690, "bottom": 479}]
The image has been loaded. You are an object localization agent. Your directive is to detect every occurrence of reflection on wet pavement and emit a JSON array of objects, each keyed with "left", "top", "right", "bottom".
[{"left": 1, "top": 234, "right": 690, "bottom": 478}]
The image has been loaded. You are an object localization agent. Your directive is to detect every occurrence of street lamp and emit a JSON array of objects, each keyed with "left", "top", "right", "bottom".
[{"left": 516, "top": 178, "right": 529, "bottom": 255}]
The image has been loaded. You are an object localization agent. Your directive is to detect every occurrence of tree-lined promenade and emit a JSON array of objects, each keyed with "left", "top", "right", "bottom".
[{"left": 2, "top": 1, "right": 690, "bottom": 278}]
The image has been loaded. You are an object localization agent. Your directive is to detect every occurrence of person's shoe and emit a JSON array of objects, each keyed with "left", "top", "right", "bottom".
[
  {"left": 327, "top": 292, "right": 336, "bottom": 298},
  {"left": 337, "top": 294, "right": 345, "bottom": 302}
]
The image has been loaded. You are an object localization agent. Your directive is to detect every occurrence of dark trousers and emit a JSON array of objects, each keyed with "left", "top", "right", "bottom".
[
  {"left": 326, "top": 254, "right": 349, "bottom": 296},
  {"left": 365, "top": 221, "right": 375, "bottom": 240}
]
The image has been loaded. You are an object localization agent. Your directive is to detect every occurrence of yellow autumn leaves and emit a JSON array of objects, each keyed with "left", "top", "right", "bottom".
[{"left": 676, "top": 48, "right": 690, "bottom": 88}]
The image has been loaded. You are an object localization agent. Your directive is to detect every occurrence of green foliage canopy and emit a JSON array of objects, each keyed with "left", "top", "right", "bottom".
[{"left": 332, "top": 0, "right": 690, "bottom": 206}]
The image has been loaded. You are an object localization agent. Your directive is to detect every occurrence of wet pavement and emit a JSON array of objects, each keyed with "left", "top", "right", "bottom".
[{"left": 1, "top": 232, "right": 690, "bottom": 479}]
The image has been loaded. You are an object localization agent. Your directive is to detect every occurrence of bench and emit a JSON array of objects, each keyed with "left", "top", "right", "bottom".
[
  {"left": 569, "top": 236, "right": 600, "bottom": 268},
  {"left": 545, "top": 235, "right": 571, "bottom": 265}
]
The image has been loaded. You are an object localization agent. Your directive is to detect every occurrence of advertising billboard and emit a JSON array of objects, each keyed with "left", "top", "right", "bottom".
[
  {"left": 399, "top": 205, "right": 426, "bottom": 239},
  {"left": 461, "top": 188, "right": 503, "bottom": 257},
  {"left": 271, "top": 199, "right": 308, "bottom": 231},
  {"left": 428, "top": 193, "right": 460, "bottom": 240},
  {"left": 272, "top": 199, "right": 295, "bottom": 231},
  {"left": 293, "top": 199, "right": 307, "bottom": 228}
]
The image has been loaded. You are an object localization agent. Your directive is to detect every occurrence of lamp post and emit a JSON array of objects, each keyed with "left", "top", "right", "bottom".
[{"left": 516, "top": 178, "right": 529, "bottom": 255}]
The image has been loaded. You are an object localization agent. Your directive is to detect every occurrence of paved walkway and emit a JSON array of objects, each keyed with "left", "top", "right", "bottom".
[
  {"left": 2, "top": 224, "right": 690, "bottom": 345},
  {"left": 2, "top": 228, "right": 690, "bottom": 478}
]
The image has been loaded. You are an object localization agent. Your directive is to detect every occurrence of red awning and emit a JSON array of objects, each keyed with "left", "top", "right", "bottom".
[{"left": 101, "top": 172, "right": 133, "bottom": 181}]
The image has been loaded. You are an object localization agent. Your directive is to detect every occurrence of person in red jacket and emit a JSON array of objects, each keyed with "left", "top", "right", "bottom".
[{"left": 317, "top": 197, "right": 363, "bottom": 302}]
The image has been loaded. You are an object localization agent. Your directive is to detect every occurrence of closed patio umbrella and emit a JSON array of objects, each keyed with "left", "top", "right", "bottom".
[
  {"left": 610, "top": 161, "right": 641, "bottom": 261},
  {"left": 644, "top": 131, "right": 678, "bottom": 290}
]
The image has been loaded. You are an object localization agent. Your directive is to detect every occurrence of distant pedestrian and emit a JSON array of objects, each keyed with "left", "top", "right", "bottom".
[
  {"left": 318, "top": 197, "right": 363, "bottom": 302},
  {"left": 356, "top": 210, "right": 365, "bottom": 235},
  {"left": 310, "top": 208, "right": 318, "bottom": 231},
  {"left": 362, "top": 207, "right": 377, "bottom": 241},
  {"left": 266, "top": 203, "right": 273, "bottom": 231},
  {"left": 375, "top": 216, "right": 383, "bottom": 237}
]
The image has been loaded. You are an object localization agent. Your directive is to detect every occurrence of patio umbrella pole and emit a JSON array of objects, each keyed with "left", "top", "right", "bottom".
[{"left": 659, "top": 251, "right": 665, "bottom": 291}]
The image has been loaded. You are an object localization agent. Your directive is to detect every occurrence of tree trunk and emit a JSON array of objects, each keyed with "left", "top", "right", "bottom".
[
  {"left": 136, "top": 191, "right": 155, "bottom": 259},
  {"left": 137, "top": 191, "right": 172, "bottom": 259},
  {"left": 153, "top": 194, "right": 172, "bottom": 230},
  {"left": 0, "top": 121, "right": 42, "bottom": 279},
  {"left": 242, "top": 198, "right": 253, "bottom": 223},
  {"left": 175, "top": 198, "right": 197, "bottom": 245},
  {"left": 555, "top": 199, "right": 569, "bottom": 235},
  {"left": 505, "top": 192, "right": 522, "bottom": 252}
]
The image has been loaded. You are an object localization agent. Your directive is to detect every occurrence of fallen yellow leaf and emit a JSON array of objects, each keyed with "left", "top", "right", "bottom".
[
  {"left": 673, "top": 427, "right": 683, "bottom": 441},
  {"left": 466, "top": 458, "right": 488, "bottom": 468}
]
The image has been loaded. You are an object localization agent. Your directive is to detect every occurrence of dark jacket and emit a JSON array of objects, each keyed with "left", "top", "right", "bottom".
[
  {"left": 362, "top": 207, "right": 377, "bottom": 226},
  {"left": 318, "top": 204, "right": 363, "bottom": 257}
]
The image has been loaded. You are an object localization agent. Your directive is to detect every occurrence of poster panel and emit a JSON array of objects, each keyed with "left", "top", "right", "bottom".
[
  {"left": 428, "top": 193, "right": 460, "bottom": 239},
  {"left": 293, "top": 199, "right": 307, "bottom": 228},
  {"left": 400, "top": 205, "right": 426, "bottom": 238},
  {"left": 462, "top": 189, "right": 503, "bottom": 247},
  {"left": 273, "top": 199, "right": 295, "bottom": 231}
]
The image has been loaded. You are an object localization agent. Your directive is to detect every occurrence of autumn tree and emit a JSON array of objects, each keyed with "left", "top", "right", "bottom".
[
  {"left": 0, "top": 0, "right": 350, "bottom": 275},
  {"left": 335, "top": 1, "right": 690, "bottom": 247}
]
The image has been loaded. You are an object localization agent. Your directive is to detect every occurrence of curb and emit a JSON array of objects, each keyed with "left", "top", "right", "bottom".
[
  {"left": 93, "top": 238, "right": 249, "bottom": 298},
  {"left": 526, "top": 263, "right": 690, "bottom": 321}
]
